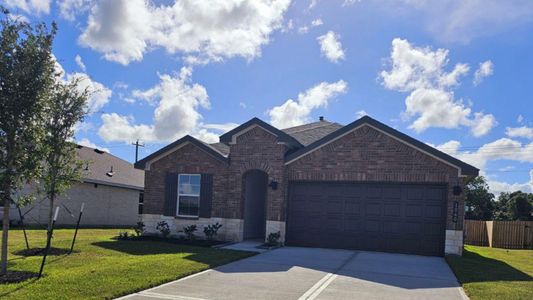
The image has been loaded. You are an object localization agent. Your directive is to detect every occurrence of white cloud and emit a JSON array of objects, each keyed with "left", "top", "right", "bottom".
[
  {"left": 202, "top": 123, "right": 239, "bottom": 132},
  {"left": 432, "top": 138, "right": 533, "bottom": 194},
  {"left": 381, "top": 38, "right": 496, "bottom": 136},
  {"left": 317, "top": 31, "right": 346, "bottom": 63},
  {"left": 239, "top": 102, "right": 247, "bottom": 109},
  {"left": 517, "top": 114, "right": 524, "bottom": 123},
  {"left": 298, "top": 26, "right": 309, "bottom": 34},
  {"left": 397, "top": 0, "right": 533, "bottom": 43},
  {"left": 486, "top": 170, "right": 533, "bottom": 194},
  {"left": 473, "top": 60, "right": 494, "bottom": 85},
  {"left": 343, "top": 0, "right": 360, "bottom": 6},
  {"left": 98, "top": 67, "right": 232, "bottom": 144},
  {"left": 506, "top": 126, "right": 533, "bottom": 139},
  {"left": 307, "top": 0, "right": 319, "bottom": 10},
  {"left": 53, "top": 55, "right": 112, "bottom": 115},
  {"left": 435, "top": 138, "right": 533, "bottom": 171},
  {"left": 281, "top": 19, "right": 294, "bottom": 33},
  {"left": 79, "top": 0, "right": 290, "bottom": 65},
  {"left": 77, "top": 138, "right": 110, "bottom": 153},
  {"left": 356, "top": 110, "right": 368, "bottom": 118},
  {"left": 268, "top": 80, "right": 348, "bottom": 128},
  {"left": 58, "top": 0, "right": 94, "bottom": 21},
  {"left": 311, "top": 18, "right": 323, "bottom": 27},
  {"left": 4, "top": 0, "right": 50, "bottom": 15},
  {"left": 66, "top": 72, "right": 112, "bottom": 114},
  {"left": 75, "top": 54, "right": 86, "bottom": 72}
]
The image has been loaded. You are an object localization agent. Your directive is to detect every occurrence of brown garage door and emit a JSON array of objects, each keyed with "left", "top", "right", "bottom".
[{"left": 287, "top": 182, "right": 447, "bottom": 256}]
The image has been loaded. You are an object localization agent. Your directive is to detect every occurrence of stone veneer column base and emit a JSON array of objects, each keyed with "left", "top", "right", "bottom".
[
  {"left": 265, "top": 220, "right": 286, "bottom": 244},
  {"left": 445, "top": 230, "right": 463, "bottom": 255},
  {"left": 141, "top": 214, "right": 244, "bottom": 242}
]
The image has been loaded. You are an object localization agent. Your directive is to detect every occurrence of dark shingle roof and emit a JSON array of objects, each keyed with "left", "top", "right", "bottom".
[
  {"left": 282, "top": 120, "right": 343, "bottom": 146},
  {"left": 78, "top": 146, "right": 144, "bottom": 190},
  {"left": 209, "top": 143, "right": 230, "bottom": 156}
]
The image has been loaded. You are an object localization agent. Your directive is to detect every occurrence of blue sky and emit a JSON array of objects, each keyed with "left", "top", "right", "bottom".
[{"left": 4, "top": 0, "right": 533, "bottom": 194}]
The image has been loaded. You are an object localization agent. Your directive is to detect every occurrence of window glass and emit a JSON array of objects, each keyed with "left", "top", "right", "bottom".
[{"left": 177, "top": 174, "right": 201, "bottom": 216}]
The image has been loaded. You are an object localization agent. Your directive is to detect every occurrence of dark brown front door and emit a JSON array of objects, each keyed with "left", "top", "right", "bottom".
[{"left": 287, "top": 182, "right": 447, "bottom": 256}]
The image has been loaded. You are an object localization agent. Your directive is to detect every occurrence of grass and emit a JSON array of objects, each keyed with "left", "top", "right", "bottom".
[
  {"left": 446, "top": 245, "right": 533, "bottom": 300},
  {"left": 0, "top": 228, "right": 255, "bottom": 299}
]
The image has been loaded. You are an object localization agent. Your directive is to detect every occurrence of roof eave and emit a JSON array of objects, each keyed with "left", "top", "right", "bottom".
[
  {"left": 134, "top": 135, "right": 228, "bottom": 170},
  {"left": 284, "top": 116, "right": 479, "bottom": 177}
]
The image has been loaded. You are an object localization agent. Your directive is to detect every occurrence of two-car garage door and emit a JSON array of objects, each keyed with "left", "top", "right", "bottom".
[{"left": 286, "top": 182, "right": 447, "bottom": 256}]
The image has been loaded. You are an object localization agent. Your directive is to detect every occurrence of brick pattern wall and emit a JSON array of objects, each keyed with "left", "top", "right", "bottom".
[
  {"left": 287, "top": 125, "right": 466, "bottom": 230},
  {"left": 143, "top": 123, "right": 467, "bottom": 233},
  {"left": 227, "top": 126, "right": 288, "bottom": 221},
  {"left": 143, "top": 143, "right": 228, "bottom": 216}
]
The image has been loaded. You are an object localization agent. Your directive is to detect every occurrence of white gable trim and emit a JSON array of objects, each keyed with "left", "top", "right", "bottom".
[{"left": 285, "top": 123, "right": 464, "bottom": 177}]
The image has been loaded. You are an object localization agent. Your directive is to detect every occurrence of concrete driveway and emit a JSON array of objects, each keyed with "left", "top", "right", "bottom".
[{"left": 119, "top": 247, "right": 467, "bottom": 300}]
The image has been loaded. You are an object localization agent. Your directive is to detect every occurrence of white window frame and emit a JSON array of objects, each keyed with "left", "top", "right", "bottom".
[{"left": 177, "top": 174, "right": 201, "bottom": 217}]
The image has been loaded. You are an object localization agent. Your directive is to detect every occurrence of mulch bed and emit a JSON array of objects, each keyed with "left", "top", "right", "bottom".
[
  {"left": 0, "top": 270, "right": 38, "bottom": 284},
  {"left": 13, "top": 247, "right": 75, "bottom": 257},
  {"left": 117, "top": 235, "right": 226, "bottom": 247}
]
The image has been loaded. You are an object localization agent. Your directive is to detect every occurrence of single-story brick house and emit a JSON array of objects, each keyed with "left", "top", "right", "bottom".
[
  {"left": 7, "top": 145, "right": 144, "bottom": 226},
  {"left": 135, "top": 116, "right": 478, "bottom": 256}
]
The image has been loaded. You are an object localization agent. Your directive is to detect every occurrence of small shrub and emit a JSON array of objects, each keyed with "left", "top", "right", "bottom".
[
  {"left": 203, "top": 222, "right": 223, "bottom": 241},
  {"left": 118, "top": 231, "right": 131, "bottom": 240},
  {"left": 183, "top": 225, "right": 197, "bottom": 240},
  {"left": 133, "top": 221, "right": 145, "bottom": 236},
  {"left": 266, "top": 231, "right": 281, "bottom": 246},
  {"left": 156, "top": 221, "right": 171, "bottom": 238}
]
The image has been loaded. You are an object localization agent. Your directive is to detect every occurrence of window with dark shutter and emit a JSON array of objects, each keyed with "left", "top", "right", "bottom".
[
  {"left": 199, "top": 174, "right": 213, "bottom": 218},
  {"left": 164, "top": 173, "right": 178, "bottom": 216}
]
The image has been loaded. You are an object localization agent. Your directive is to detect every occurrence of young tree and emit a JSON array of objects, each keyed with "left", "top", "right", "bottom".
[
  {"left": 42, "top": 79, "right": 88, "bottom": 232},
  {"left": 0, "top": 9, "right": 56, "bottom": 275},
  {"left": 464, "top": 176, "right": 495, "bottom": 220}
]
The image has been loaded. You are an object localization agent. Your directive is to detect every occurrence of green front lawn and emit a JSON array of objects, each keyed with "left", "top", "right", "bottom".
[
  {"left": 0, "top": 228, "right": 254, "bottom": 299},
  {"left": 446, "top": 245, "right": 533, "bottom": 300}
]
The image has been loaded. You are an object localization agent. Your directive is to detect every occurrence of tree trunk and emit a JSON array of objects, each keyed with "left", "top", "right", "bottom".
[
  {"left": 1, "top": 199, "right": 10, "bottom": 275},
  {"left": 47, "top": 191, "right": 55, "bottom": 233}
]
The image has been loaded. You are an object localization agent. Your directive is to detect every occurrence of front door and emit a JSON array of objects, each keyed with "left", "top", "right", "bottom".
[{"left": 243, "top": 170, "right": 268, "bottom": 240}]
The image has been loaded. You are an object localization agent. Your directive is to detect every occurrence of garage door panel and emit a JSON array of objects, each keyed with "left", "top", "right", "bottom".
[{"left": 287, "top": 182, "right": 447, "bottom": 256}]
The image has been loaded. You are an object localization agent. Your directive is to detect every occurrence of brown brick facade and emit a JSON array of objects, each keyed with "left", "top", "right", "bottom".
[
  {"left": 143, "top": 122, "right": 468, "bottom": 239},
  {"left": 286, "top": 125, "right": 466, "bottom": 230}
]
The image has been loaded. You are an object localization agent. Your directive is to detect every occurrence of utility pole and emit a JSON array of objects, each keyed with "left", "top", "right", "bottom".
[{"left": 132, "top": 139, "right": 145, "bottom": 163}]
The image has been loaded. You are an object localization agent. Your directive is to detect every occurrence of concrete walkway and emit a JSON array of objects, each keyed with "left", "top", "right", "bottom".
[{"left": 118, "top": 247, "right": 468, "bottom": 300}]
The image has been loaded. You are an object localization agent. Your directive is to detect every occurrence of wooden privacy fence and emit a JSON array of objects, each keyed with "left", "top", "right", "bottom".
[{"left": 464, "top": 220, "right": 533, "bottom": 249}]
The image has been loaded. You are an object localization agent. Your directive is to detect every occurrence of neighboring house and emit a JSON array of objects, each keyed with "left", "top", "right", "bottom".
[
  {"left": 8, "top": 145, "right": 144, "bottom": 226},
  {"left": 135, "top": 116, "right": 478, "bottom": 256}
]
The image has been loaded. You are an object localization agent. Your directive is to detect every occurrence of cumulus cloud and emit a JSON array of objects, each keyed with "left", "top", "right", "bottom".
[
  {"left": 79, "top": 0, "right": 290, "bottom": 65},
  {"left": 506, "top": 126, "right": 533, "bottom": 139},
  {"left": 58, "top": 0, "right": 94, "bottom": 21},
  {"left": 311, "top": 18, "right": 323, "bottom": 27},
  {"left": 98, "top": 67, "right": 233, "bottom": 144},
  {"left": 4, "top": 0, "right": 50, "bottom": 15},
  {"left": 77, "top": 138, "right": 110, "bottom": 153},
  {"left": 75, "top": 54, "right": 86, "bottom": 72},
  {"left": 486, "top": 171, "right": 533, "bottom": 194},
  {"left": 67, "top": 72, "right": 112, "bottom": 114},
  {"left": 381, "top": 38, "right": 496, "bottom": 136},
  {"left": 431, "top": 138, "right": 533, "bottom": 194},
  {"left": 396, "top": 0, "right": 533, "bottom": 43},
  {"left": 473, "top": 60, "right": 494, "bottom": 85},
  {"left": 356, "top": 110, "right": 368, "bottom": 118},
  {"left": 435, "top": 138, "right": 533, "bottom": 171},
  {"left": 268, "top": 80, "right": 348, "bottom": 128},
  {"left": 317, "top": 31, "right": 346, "bottom": 63},
  {"left": 53, "top": 55, "right": 112, "bottom": 115}
]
